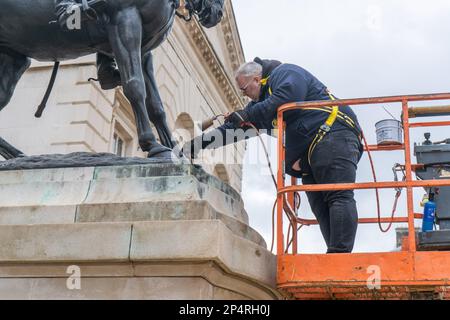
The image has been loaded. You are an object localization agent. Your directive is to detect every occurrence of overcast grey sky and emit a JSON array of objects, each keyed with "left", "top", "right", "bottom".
[{"left": 232, "top": 0, "right": 450, "bottom": 253}]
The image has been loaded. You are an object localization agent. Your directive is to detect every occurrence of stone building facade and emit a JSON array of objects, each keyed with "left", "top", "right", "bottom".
[{"left": 0, "top": 0, "right": 246, "bottom": 192}]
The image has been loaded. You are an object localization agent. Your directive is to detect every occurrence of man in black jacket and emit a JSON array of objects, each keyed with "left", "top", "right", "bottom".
[{"left": 184, "top": 58, "right": 364, "bottom": 254}]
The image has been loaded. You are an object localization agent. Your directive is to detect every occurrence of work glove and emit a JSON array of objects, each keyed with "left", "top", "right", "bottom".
[{"left": 225, "top": 109, "right": 251, "bottom": 128}]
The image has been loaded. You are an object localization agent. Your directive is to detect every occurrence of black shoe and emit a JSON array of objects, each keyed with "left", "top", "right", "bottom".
[{"left": 98, "top": 68, "right": 122, "bottom": 90}]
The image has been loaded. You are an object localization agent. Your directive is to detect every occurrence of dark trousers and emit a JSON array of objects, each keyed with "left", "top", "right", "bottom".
[{"left": 302, "top": 129, "right": 363, "bottom": 253}]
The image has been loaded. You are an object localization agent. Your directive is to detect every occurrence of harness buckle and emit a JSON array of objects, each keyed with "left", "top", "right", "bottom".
[{"left": 319, "top": 124, "right": 331, "bottom": 133}]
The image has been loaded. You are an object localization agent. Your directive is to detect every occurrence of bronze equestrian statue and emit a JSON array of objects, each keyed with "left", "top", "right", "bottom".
[{"left": 0, "top": 0, "right": 225, "bottom": 160}]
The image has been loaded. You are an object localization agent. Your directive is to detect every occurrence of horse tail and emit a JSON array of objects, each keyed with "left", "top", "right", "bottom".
[{"left": 35, "top": 61, "right": 60, "bottom": 118}]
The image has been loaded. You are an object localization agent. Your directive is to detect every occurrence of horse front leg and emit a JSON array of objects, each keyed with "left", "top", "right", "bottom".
[
  {"left": 0, "top": 52, "right": 31, "bottom": 160},
  {"left": 0, "top": 138, "right": 25, "bottom": 160},
  {"left": 142, "top": 51, "right": 176, "bottom": 149},
  {"left": 106, "top": 7, "right": 171, "bottom": 158}
]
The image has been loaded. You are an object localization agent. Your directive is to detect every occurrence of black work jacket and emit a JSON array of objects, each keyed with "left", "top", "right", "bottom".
[{"left": 202, "top": 63, "right": 361, "bottom": 177}]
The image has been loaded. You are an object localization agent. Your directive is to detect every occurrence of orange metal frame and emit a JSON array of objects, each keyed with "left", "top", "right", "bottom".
[{"left": 276, "top": 93, "right": 450, "bottom": 300}]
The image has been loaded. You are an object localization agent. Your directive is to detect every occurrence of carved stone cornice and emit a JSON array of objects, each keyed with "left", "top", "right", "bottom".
[
  {"left": 221, "top": 0, "right": 246, "bottom": 73},
  {"left": 182, "top": 1, "right": 246, "bottom": 110}
]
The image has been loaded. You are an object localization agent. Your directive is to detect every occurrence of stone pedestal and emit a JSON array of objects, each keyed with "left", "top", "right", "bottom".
[{"left": 0, "top": 160, "right": 281, "bottom": 299}]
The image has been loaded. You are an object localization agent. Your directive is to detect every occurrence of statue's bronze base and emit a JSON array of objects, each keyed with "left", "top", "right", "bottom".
[{"left": 0, "top": 152, "right": 183, "bottom": 171}]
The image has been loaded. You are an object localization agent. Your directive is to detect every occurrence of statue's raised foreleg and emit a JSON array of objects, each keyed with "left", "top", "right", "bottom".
[
  {"left": 142, "top": 51, "right": 176, "bottom": 149},
  {"left": 105, "top": 7, "right": 171, "bottom": 158},
  {"left": 0, "top": 51, "right": 31, "bottom": 160}
]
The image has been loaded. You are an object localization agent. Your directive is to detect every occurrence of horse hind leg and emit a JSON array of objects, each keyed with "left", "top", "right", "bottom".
[{"left": 0, "top": 51, "right": 31, "bottom": 160}]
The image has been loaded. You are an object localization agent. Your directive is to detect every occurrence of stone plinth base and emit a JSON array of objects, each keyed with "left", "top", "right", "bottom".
[{"left": 0, "top": 162, "right": 281, "bottom": 300}]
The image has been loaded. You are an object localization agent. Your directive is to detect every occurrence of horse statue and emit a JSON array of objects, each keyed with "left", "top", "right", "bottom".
[{"left": 0, "top": 0, "right": 225, "bottom": 160}]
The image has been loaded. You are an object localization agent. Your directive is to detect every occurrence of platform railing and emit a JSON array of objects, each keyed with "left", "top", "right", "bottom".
[{"left": 276, "top": 93, "right": 450, "bottom": 256}]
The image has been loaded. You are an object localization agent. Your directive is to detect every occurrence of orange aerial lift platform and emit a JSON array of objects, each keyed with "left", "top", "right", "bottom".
[{"left": 275, "top": 93, "right": 450, "bottom": 300}]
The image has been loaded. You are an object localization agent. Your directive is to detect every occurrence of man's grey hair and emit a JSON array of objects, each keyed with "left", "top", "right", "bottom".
[{"left": 235, "top": 62, "right": 263, "bottom": 78}]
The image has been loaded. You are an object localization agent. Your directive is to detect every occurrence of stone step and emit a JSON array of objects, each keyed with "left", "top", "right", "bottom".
[
  {"left": 0, "top": 201, "right": 265, "bottom": 248},
  {"left": 0, "top": 221, "right": 277, "bottom": 293},
  {"left": 75, "top": 201, "right": 265, "bottom": 248},
  {"left": 0, "top": 164, "right": 249, "bottom": 224},
  {"left": 0, "top": 163, "right": 242, "bottom": 204},
  {"left": 84, "top": 175, "right": 248, "bottom": 224},
  {"left": 92, "top": 164, "right": 247, "bottom": 222}
]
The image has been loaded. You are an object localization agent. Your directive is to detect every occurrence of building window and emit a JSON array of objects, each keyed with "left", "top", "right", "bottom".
[{"left": 113, "top": 132, "right": 126, "bottom": 157}]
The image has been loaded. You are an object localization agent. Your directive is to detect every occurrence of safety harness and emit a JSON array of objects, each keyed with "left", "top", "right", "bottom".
[
  {"left": 305, "top": 91, "right": 360, "bottom": 165},
  {"left": 261, "top": 77, "right": 359, "bottom": 165}
]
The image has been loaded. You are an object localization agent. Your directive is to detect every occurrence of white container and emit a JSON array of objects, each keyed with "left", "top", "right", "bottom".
[{"left": 375, "top": 119, "right": 403, "bottom": 145}]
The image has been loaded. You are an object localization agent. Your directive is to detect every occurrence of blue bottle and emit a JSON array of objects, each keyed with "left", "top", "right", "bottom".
[{"left": 422, "top": 193, "right": 436, "bottom": 232}]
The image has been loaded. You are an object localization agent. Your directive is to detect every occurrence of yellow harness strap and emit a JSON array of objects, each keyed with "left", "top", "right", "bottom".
[
  {"left": 260, "top": 77, "right": 270, "bottom": 86},
  {"left": 307, "top": 91, "right": 341, "bottom": 165},
  {"left": 326, "top": 93, "right": 339, "bottom": 127},
  {"left": 303, "top": 106, "right": 356, "bottom": 129},
  {"left": 263, "top": 81, "right": 355, "bottom": 167}
]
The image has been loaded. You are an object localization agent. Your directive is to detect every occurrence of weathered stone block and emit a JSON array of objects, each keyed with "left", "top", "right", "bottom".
[
  {"left": 130, "top": 220, "right": 276, "bottom": 288},
  {"left": 0, "top": 223, "right": 132, "bottom": 262}
]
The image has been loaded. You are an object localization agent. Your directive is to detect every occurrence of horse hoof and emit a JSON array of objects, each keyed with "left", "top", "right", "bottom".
[{"left": 147, "top": 146, "right": 172, "bottom": 159}]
